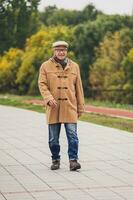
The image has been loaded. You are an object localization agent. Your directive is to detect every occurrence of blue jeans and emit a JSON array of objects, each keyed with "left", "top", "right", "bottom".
[{"left": 48, "top": 123, "right": 79, "bottom": 161}]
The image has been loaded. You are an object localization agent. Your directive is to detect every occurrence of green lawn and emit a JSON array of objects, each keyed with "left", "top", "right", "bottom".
[
  {"left": 80, "top": 113, "right": 133, "bottom": 133},
  {"left": 0, "top": 94, "right": 133, "bottom": 133},
  {"left": 0, "top": 94, "right": 42, "bottom": 101},
  {"left": 0, "top": 98, "right": 44, "bottom": 113}
]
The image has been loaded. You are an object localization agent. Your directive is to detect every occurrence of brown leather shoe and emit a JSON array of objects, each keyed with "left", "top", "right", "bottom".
[
  {"left": 51, "top": 160, "right": 60, "bottom": 170},
  {"left": 69, "top": 160, "right": 81, "bottom": 171}
]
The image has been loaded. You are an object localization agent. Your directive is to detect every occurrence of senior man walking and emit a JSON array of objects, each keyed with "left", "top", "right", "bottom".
[{"left": 38, "top": 41, "right": 85, "bottom": 171}]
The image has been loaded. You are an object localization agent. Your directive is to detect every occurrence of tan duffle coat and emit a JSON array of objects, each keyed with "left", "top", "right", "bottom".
[{"left": 38, "top": 58, "right": 85, "bottom": 124}]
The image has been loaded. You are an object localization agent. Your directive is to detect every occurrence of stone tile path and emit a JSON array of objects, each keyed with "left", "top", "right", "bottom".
[{"left": 0, "top": 105, "right": 133, "bottom": 200}]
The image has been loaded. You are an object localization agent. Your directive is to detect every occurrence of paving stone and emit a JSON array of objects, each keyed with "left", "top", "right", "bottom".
[
  {"left": 84, "top": 188, "right": 125, "bottom": 200},
  {"left": 4, "top": 192, "right": 35, "bottom": 200}
]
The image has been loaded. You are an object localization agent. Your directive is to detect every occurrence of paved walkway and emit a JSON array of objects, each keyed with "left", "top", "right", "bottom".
[{"left": 0, "top": 105, "right": 133, "bottom": 200}]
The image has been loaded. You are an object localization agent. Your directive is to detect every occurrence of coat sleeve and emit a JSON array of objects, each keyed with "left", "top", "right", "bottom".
[
  {"left": 75, "top": 65, "right": 85, "bottom": 113},
  {"left": 38, "top": 64, "right": 54, "bottom": 106}
]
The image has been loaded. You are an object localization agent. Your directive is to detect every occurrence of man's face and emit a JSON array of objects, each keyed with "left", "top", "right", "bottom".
[{"left": 54, "top": 46, "right": 68, "bottom": 60}]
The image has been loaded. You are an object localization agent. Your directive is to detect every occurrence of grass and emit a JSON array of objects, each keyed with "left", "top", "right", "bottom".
[
  {"left": 0, "top": 98, "right": 44, "bottom": 113},
  {"left": 0, "top": 94, "right": 42, "bottom": 101},
  {"left": 0, "top": 94, "right": 133, "bottom": 133},
  {"left": 80, "top": 113, "right": 133, "bottom": 133}
]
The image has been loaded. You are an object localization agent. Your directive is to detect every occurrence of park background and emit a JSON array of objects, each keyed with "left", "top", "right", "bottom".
[
  {"left": 0, "top": 0, "right": 133, "bottom": 131},
  {"left": 0, "top": 3, "right": 133, "bottom": 200}
]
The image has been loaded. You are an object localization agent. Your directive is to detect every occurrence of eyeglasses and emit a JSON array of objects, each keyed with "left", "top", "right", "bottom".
[{"left": 55, "top": 49, "right": 67, "bottom": 53}]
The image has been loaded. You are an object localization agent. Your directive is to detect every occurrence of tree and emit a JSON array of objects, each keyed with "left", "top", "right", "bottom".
[
  {"left": 0, "top": 0, "right": 40, "bottom": 54},
  {"left": 72, "top": 14, "right": 133, "bottom": 93},
  {"left": 0, "top": 48, "right": 23, "bottom": 92},
  {"left": 39, "top": 4, "right": 102, "bottom": 26},
  {"left": 89, "top": 29, "right": 133, "bottom": 103},
  {"left": 72, "top": 22, "right": 101, "bottom": 93},
  {"left": 79, "top": 4, "right": 102, "bottom": 22},
  {"left": 122, "top": 48, "right": 133, "bottom": 90}
]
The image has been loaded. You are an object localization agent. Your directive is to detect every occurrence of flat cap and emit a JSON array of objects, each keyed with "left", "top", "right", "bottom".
[{"left": 52, "top": 41, "right": 69, "bottom": 48}]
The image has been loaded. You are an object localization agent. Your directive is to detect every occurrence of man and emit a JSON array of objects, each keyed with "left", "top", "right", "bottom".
[{"left": 38, "top": 41, "right": 85, "bottom": 171}]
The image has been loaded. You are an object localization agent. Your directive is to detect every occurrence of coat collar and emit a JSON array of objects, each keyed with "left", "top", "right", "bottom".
[{"left": 50, "top": 57, "right": 71, "bottom": 71}]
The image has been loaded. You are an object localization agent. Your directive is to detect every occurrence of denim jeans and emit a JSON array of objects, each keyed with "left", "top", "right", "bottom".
[{"left": 48, "top": 123, "right": 79, "bottom": 161}]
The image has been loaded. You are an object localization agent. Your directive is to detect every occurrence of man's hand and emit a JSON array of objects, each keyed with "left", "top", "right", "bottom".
[
  {"left": 47, "top": 99, "right": 57, "bottom": 108},
  {"left": 78, "top": 112, "right": 83, "bottom": 118}
]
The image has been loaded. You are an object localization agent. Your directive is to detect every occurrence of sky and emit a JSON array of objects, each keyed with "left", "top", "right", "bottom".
[{"left": 38, "top": 0, "right": 133, "bottom": 15}]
